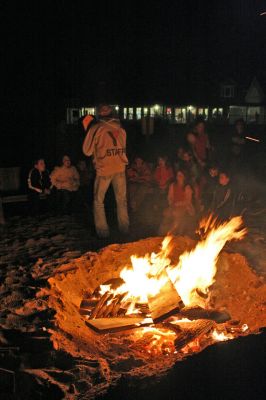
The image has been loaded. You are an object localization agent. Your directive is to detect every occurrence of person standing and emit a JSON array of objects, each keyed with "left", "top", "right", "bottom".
[
  {"left": 82, "top": 104, "right": 129, "bottom": 238},
  {"left": 192, "top": 119, "right": 211, "bottom": 168}
]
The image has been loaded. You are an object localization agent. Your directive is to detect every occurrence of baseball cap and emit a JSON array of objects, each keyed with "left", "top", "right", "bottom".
[{"left": 98, "top": 104, "right": 113, "bottom": 117}]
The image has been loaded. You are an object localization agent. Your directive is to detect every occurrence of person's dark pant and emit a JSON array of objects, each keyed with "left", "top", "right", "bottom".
[
  {"left": 28, "top": 190, "right": 41, "bottom": 216},
  {"left": 29, "top": 191, "right": 53, "bottom": 216},
  {"left": 56, "top": 189, "right": 76, "bottom": 215}
]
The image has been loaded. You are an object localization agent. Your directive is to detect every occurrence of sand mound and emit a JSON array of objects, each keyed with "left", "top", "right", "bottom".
[{"left": 47, "top": 236, "right": 266, "bottom": 398}]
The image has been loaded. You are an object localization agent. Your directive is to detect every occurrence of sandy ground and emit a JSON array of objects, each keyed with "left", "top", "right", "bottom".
[{"left": 0, "top": 212, "right": 266, "bottom": 399}]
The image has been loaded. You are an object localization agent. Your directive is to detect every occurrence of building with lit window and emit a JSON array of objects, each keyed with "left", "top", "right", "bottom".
[{"left": 65, "top": 77, "right": 266, "bottom": 125}]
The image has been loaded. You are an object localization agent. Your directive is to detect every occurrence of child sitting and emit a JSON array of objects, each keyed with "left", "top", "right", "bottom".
[
  {"left": 158, "top": 170, "right": 195, "bottom": 235},
  {"left": 127, "top": 156, "right": 153, "bottom": 213}
]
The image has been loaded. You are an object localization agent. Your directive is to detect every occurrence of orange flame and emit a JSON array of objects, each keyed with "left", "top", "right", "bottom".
[
  {"left": 168, "top": 216, "right": 247, "bottom": 306},
  {"left": 99, "top": 215, "right": 247, "bottom": 313}
]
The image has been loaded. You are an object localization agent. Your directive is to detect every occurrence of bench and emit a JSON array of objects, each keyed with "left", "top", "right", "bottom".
[
  {"left": 0, "top": 167, "right": 28, "bottom": 224},
  {"left": 2, "top": 194, "right": 28, "bottom": 204}
]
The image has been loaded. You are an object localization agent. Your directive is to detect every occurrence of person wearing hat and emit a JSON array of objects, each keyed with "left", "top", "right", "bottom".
[{"left": 82, "top": 104, "right": 129, "bottom": 238}]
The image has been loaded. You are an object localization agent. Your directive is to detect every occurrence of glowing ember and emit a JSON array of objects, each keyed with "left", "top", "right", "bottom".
[
  {"left": 211, "top": 329, "right": 234, "bottom": 342},
  {"left": 132, "top": 326, "right": 177, "bottom": 356},
  {"left": 241, "top": 323, "right": 249, "bottom": 332}
]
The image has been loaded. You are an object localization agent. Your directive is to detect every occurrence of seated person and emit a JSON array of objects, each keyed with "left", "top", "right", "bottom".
[
  {"left": 77, "top": 159, "right": 95, "bottom": 206},
  {"left": 27, "top": 158, "right": 52, "bottom": 215},
  {"left": 211, "top": 170, "right": 234, "bottom": 219},
  {"left": 50, "top": 155, "right": 80, "bottom": 214},
  {"left": 173, "top": 146, "right": 185, "bottom": 172},
  {"left": 153, "top": 155, "right": 174, "bottom": 210},
  {"left": 127, "top": 156, "right": 152, "bottom": 213},
  {"left": 202, "top": 164, "right": 219, "bottom": 211},
  {"left": 154, "top": 156, "right": 174, "bottom": 191},
  {"left": 182, "top": 150, "right": 200, "bottom": 182},
  {"left": 158, "top": 170, "right": 195, "bottom": 236}
]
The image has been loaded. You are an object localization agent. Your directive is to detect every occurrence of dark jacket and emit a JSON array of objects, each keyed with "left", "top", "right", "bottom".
[
  {"left": 28, "top": 168, "right": 51, "bottom": 193},
  {"left": 203, "top": 175, "right": 218, "bottom": 210},
  {"left": 212, "top": 183, "right": 235, "bottom": 219}
]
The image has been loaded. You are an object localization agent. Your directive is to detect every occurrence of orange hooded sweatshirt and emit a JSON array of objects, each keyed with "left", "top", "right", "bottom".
[{"left": 82, "top": 118, "right": 128, "bottom": 177}]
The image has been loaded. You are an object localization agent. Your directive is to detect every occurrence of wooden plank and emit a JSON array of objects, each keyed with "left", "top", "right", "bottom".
[
  {"left": 86, "top": 317, "right": 152, "bottom": 334},
  {"left": 178, "top": 306, "right": 231, "bottom": 323},
  {"left": 165, "top": 319, "right": 215, "bottom": 351},
  {"left": 90, "top": 292, "right": 112, "bottom": 319},
  {"left": 147, "top": 270, "right": 184, "bottom": 323}
]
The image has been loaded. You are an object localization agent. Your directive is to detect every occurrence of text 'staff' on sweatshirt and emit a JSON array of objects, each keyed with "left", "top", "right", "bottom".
[{"left": 82, "top": 118, "right": 128, "bottom": 176}]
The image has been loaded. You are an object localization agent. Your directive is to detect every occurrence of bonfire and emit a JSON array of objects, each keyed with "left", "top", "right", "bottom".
[
  {"left": 46, "top": 214, "right": 266, "bottom": 397},
  {"left": 78, "top": 216, "right": 248, "bottom": 353}
]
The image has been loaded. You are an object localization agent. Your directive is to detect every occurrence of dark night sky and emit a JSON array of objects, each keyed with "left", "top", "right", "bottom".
[{"left": 2, "top": 0, "right": 266, "bottom": 119}]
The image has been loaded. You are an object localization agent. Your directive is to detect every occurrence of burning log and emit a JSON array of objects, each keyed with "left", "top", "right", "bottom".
[
  {"left": 167, "top": 319, "right": 215, "bottom": 351},
  {"left": 86, "top": 317, "right": 152, "bottom": 334},
  {"left": 90, "top": 292, "right": 111, "bottom": 319},
  {"left": 178, "top": 306, "right": 231, "bottom": 323},
  {"left": 147, "top": 270, "right": 184, "bottom": 323},
  {"left": 109, "top": 293, "right": 128, "bottom": 317},
  {"left": 79, "top": 298, "right": 98, "bottom": 315},
  {"left": 96, "top": 294, "right": 114, "bottom": 318},
  {"left": 81, "top": 289, "right": 150, "bottom": 319}
]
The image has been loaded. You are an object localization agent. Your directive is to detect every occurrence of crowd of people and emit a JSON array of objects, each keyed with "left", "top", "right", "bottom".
[{"left": 27, "top": 105, "right": 250, "bottom": 239}]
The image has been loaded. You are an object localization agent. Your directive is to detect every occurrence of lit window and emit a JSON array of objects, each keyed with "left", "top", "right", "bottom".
[
  {"left": 136, "top": 107, "right": 142, "bottom": 120},
  {"left": 128, "top": 108, "right": 134, "bottom": 120},
  {"left": 144, "top": 107, "right": 148, "bottom": 116},
  {"left": 197, "top": 108, "right": 208, "bottom": 120},
  {"left": 123, "top": 108, "right": 127, "bottom": 119},
  {"left": 153, "top": 104, "right": 162, "bottom": 115},
  {"left": 247, "top": 106, "right": 259, "bottom": 121},
  {"left": 84, "top": 107, "right": 95, "bottom": 115},
  {"left": 212, "top": 108, "right": 223, "bottom": 118},
  {"left": 174, "top": 108, "right": 186, "bottom": 123},
  {"left": 166, "top": 107, "right": 172, "bottom": 119},
  {"left": 150, "top": 107, "right": 155, "bottom": 117},
  {"left": 187, "top": 106, "right": 196, "bottom": 121}
]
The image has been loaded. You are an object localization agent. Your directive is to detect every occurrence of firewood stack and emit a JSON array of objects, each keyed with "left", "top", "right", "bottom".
[{"left": 80, "top": 276, "right": 231, "bottom": 335}]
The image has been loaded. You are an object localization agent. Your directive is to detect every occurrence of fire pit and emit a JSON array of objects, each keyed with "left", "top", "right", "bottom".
[{"left": 47, "top": 216, "right": 266, "bottom": 398}]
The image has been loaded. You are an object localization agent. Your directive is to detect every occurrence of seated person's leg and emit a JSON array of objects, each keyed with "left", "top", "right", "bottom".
[
  {"left": 28, "top": 191, "right": 40, "bottom": 216},
  {"left": 128, "top": 183, "right": 138, "bottom": 212},
  {"left": 56, "top": 190, "right": 71, "bottom": 215},
  {"left": 158, "top": 207, "right": 173, "bottom": 235},
  {"left": 134, "top": 185, "right": 151, "bottom": 212}
]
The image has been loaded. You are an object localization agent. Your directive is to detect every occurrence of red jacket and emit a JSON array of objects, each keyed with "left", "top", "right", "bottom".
[
  {"left": 127, "top": 162, "right": 152, "bottom": 185},
  {"left": 154, "top": 166, "right": 174, "bottom": 190}
]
